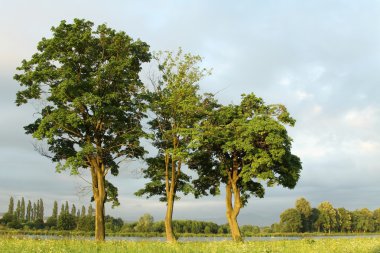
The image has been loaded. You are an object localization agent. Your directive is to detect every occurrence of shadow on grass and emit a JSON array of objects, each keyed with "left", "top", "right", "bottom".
[{"left": 371, "top": 246, "right": 380, "bottom": 253}]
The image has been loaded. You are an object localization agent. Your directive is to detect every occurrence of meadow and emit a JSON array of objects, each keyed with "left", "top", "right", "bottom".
[{"left": 1, "top": 237, "right": 380, "bottom": 253}]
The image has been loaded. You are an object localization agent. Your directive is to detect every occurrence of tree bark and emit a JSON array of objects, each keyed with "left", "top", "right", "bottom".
[
  {"left": 91, "top": 164, "right": 106, "bottom": 242},
  {"left": 225, "top": 155, "right": 243, "bottom": 242},
  {"left": 165, "top": 192, "right": 176, "bottom": 242},
  {"left": 163, "top": 150, "right": 179, "bottom": 243},
  {"left": 95, "top": 194, "right": 105, "bottom": 241},
  {"left": 226, "top": 180, "right": 243, "bottom": 242}
]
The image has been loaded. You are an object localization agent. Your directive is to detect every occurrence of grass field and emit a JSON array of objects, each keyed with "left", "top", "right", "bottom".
[{"left": 1, "top": 237, "right": 380, "bottom": 253}]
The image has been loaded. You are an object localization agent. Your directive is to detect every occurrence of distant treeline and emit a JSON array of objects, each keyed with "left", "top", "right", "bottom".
[
  {"left": 0, "top": 197, "right": 261, "bottom": 235},
  {"left": 272, "top": 198, "right": 380, "bottom": 233},
  {"left": 3, "top": 196, "right": 380, "bottom": 235},
  {"left": 0, "top": 197, "right": 96, "bottom": 231}
]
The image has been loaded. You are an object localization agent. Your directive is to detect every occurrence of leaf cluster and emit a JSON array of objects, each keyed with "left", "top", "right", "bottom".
[
  {"left": 189, "top": 93, "right": 302, "bottom": 206},
  {"left": 14, "top": 19, "right": 152, "bottom": 206}
]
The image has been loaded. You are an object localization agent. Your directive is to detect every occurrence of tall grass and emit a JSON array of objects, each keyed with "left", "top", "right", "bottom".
[{"left": 1, "top": 237, "right": 380, "bottom": 253}]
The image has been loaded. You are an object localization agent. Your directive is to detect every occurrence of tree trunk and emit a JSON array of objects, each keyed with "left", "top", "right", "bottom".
[
  {"left": 95, "top": 195, "right": 105, "bottom": 241},
  {"left": 165, "top": 192, "right": 176, "bottom": 242},
  {"left": 226, "top": 181, "right": 243, "bottom": 242},
  {"left": 164, "top": 151, "right": 177, "bottom": 243},
  {"left": 92, "top": 167, "right": 106, "bottom": 242}
]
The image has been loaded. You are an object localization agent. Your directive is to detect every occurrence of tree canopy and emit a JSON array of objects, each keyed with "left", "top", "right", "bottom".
[
  {"left": 135, "top": 49, "right": 214, "bottom": 242},
  {"left": 14, "top": 18, "right": 151, "bottom": 241},
  {"left": 189, "top": 93, "right": 302, "bottom": 241}
]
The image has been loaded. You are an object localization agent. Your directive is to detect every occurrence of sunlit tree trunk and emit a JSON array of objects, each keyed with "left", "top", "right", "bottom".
[
  {"left": 225, "top": 157, "right": 243, "bottom": 242},
  {"left": 165, "top": 191, "right": 176, "bottom": 242},
  {"left": 91, "top": 162, "right": 106, "bottom": 241},
  {"left": 164, "top": 152, "right": 178, "bottom": 243}
]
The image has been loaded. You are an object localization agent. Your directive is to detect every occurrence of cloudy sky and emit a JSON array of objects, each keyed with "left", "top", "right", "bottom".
[{"left": 0, "top": 0, "right": 379, "bottom": 226}]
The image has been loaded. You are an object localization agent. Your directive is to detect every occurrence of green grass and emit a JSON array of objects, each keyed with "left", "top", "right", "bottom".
[{"left": 1, "top": 237, "right": 380, "bottom": 253}]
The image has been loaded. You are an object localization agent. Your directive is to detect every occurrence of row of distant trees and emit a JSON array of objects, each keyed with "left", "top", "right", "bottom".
[
  {"left": 1, "top": 197, "right": 261, "bottom": 235},
  {"left": 122, "top": 213, "right": 261, "bottom": 235},
  {"left": 0, "top": 197, "right": 95, "bottom": 231},
  {"left": 274, "top": 198, "right": 380, "bottom": 233}
]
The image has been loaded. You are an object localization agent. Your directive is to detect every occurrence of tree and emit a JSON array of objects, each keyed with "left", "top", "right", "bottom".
[
  {"left": 135, "top": 213, "right": 154, "bottom": 232},
  {"left": 7, "top": 197, "right": 14, "bottom": 215},
  {"left": 189, "top": 93, "right": 302, "bottom": 241},
  {"left": 57, "top": 213, "right": 77, "bottom": 230},
  {"left": 295, "top": 197, "right": 312, "bottom": 232},
  {"left": 352, "top": 208, "right": 374, "bottom": 232},
  {"left": 71, "top": 204, "right": 77, "bottom": 216},
  {"left": 38, "top": 198, "right": 44, "bottom": 220},
  {"left": 20, "top": 197, "right": 25, "bottom": 222},
  {"left": 241, "top": 225, "right": 260, "bottom": 235},
  {"left": 60, "top": 204, "right": 65, "bottom": 217},
  {"left": 64, "top": 201, "right": 69, "bottom": 215},
  {"left": 32, "top": 202, "right": 37, "bottom": 221},
  {"left": 135, "top": 49, "right": 212, "bottom": 242},
  {"left": 46, "top": 201, "right": 59, "bottom": 229},
  {"left": 105, "top": 215, "right": 124, "bottom": 232},
  {"left": 15, "top": 200, "right": 21, "bottom": 221},
  {"left": 373, "top": 208, "right": 380, "bottom": 232},
  {"left": 280, "top": 208, "right": 302, "bottom": 232},
  {"left": 14, "top": 19, "right": 151, "bottom": 241},
  {"left": 52, "top": 201, "right": 58, "bottom": 219},
  {"left": 26, "top": 200, "right": 32, "bottom": 222},
  {"left": 88, "top": 204, "right": 94, "bottom": 217},
  {"left": 316, "top": 201, "right": 337, "bottom": 233},
  {"left": 36, "top": 200, "right": 41, "bottom": 221},
  {"left": 310, "top": 208, "right": 320, "bottom": 232},
  {"left": 81, "top": 205, "right": 86, "bottom": 218},
  {"left": 336, "top": 207, "right": 352, "bottom": 232}
]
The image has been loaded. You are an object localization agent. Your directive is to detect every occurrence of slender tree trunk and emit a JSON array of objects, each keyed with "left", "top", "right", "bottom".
[
  {"left": 165, "top": 191, "right": 176, "bottom": 242},
  {"left": 164, "top": 152, "right": 177, "bottom": 243},
  {"left": 91, "top": 165, "right": 106, "bottom": 242},
  {"left": 95, "top": 195, "right": 105, "bottom": 241},
  {"left": 226, "top": 180, "right": 242, "bottom": 242}
]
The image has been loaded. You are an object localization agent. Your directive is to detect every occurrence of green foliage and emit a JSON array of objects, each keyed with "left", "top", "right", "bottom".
[
  {"left": 352, "top": 208, "right": 374, "bottom": 233},
  {"left": 373, "top": 208, "right": 380, "bottom": 231},
  {"left": 135, "top": 213, "right": 154, "bottom": 232},
  {"left": 136, "top": 48, "right": 213, "bottom": 200},
  {"left": 0, "top": 213, "right": 14, "bottom": 225},
  {"left": 45, "top": 216, "right": 58, "bottom": 229},
  {"left": 7, "top": 197, "right": 14, "bottom": 216},
  {"left": 336, "top": 208, "right": 352, "bottom": 232},
  {"left": 14, "top": 18, "right": 151, "bottom": 207},
  {"left": 240, "top": 225, "right": 260, "bottom": 235},
  {"left": 280, "top": 208, "right": 302, "bottom": 232},
  {"left": 295, "top": 197, "right": 312, "bottom": 232},
  {"left": 190, "top": 93, "right": 302, "bottom": 205},
  {"left": 57, "top": 213, "right": 77, "bottom": 230},
  {"left": 77, "top": 216, "right": 95, "bottom": 232},
  {"left": 316, "top": 202, "right": 337, "bottom": 233},
  {"left": 105, "top": 215, "right": 124, "bottom": 233}
]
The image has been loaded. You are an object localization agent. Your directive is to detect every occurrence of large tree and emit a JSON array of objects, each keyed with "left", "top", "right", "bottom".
[
  {"left": 280, "top": 208, "right": 302, "bottom": 232},
  {"left": 295, "top": 197, "right": 312, "bottom": 232},
  {"left": 135, "top": 49, "right": 213, "bottom": 242},
  {"left": 189, "top": 93, "right": 302, "bottom": 241},
  {"left": 14, "top": 19, "right": 151, "bottom": 241},
  {"left": 316, "top": 201, "right": 337, "bottom": 233},
  {"left": 336, "top": 207, "right": 352, "bottom": 232}
]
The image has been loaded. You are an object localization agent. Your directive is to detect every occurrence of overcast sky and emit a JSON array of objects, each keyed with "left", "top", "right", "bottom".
[{"left": 0, "top": 0, "right": 379, "bottom": 226}]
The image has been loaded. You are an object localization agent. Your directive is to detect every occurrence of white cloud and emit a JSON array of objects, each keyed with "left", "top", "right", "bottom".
[
  {"left": 344, "top": 106, "right": 379, "bottom": 128},
  {"left": 341, "top": 139, "right": 380, "bottom": 155},
  {"left": 295, "top": 90, "right": 313, "bottom": 100},
  {"left": 293, "top": 134, "right": 335, "bottom": 159}
]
